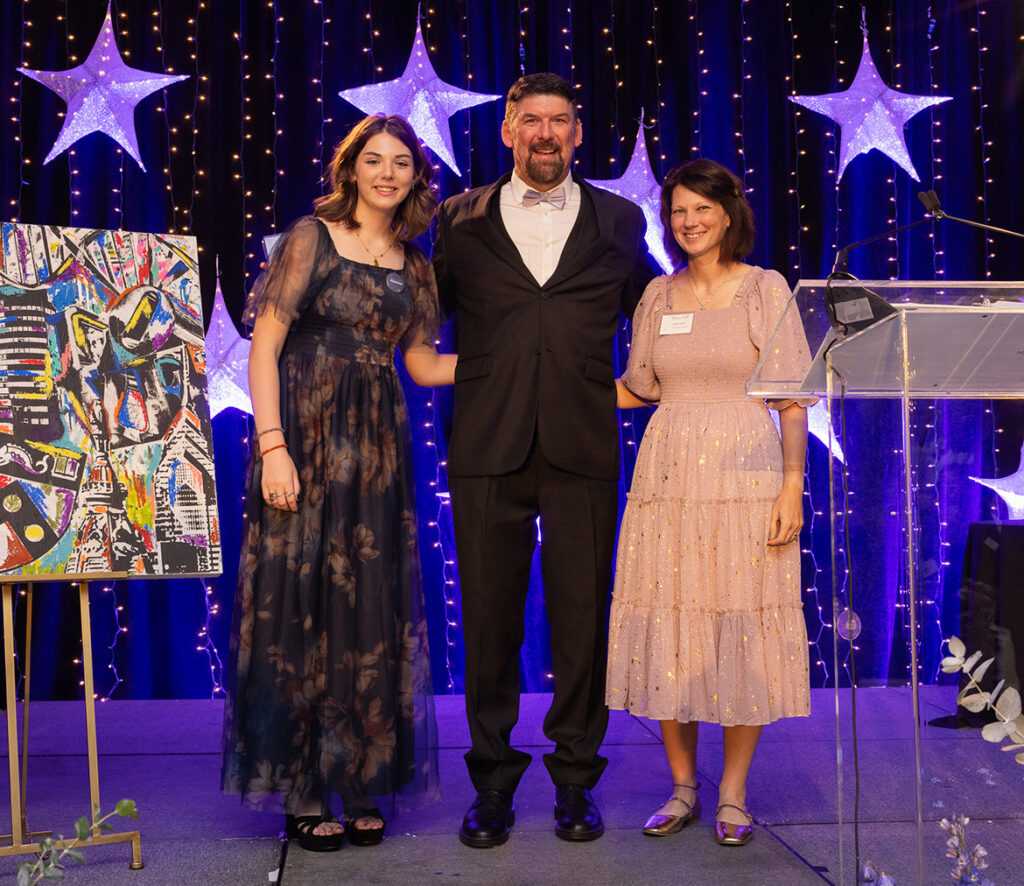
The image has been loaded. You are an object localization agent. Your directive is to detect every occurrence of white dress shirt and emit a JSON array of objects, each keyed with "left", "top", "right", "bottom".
[{"left": 499, "top": 171, "right": 581, "bottom": 286}]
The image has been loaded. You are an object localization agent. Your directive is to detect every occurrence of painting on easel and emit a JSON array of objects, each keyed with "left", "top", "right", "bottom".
[{"left": 0, "top": 224, "right": 221, "bottom": 578}]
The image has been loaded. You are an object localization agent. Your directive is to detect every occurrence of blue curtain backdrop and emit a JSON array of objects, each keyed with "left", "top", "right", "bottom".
[{"left": 1, "top": 0, "right": 1023, "bottom": 700}]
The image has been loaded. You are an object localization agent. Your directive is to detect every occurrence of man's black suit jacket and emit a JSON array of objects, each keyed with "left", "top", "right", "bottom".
[{"left": 433, "top": 172, "right": 655, "bottom": 482}]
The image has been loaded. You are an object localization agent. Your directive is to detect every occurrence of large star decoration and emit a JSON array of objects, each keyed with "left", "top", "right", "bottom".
[
  {"left": 770, "top": 402, "right": 845, "bottom": 464},
  {"left": 204, "top": 279, "right": 252, "bottom": 418},
  {"left": 789, "top": 30, "right": 951, "bottom": 182},
  {"left": 338, "top": 22, "right": 500, "bottom": 175},
  {"left": 18, "top": 4, "right": 188, "bottom": 170},
  {"left": 590, "top": 121, "right": 673, "bottom": 274},
  {"left": 970, "top": 441, "right": 1024, "bottom": 519}
]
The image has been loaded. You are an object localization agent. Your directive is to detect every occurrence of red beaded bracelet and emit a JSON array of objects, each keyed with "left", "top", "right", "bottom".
[{"left": 260, "top": 443, "right": 288, "bottom": 459}]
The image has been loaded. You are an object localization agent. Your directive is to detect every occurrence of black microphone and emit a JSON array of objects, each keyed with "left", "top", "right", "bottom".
[
  {"left": 916, "top": 189, "right": 1024, "bottom": 243},
  {"left": 832, "top": 214, "right": 934, "bottom": 274},
  {"left": 826, "top": 190, "right": 1024, "bottom": 335},
  {"left": 917, "top": 189, "right": 941, "bottom": 215}
]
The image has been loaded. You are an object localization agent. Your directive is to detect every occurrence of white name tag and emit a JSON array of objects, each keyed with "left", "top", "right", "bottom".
[{"left": 659, "top": 313, "right": 694, "bottom": 335}]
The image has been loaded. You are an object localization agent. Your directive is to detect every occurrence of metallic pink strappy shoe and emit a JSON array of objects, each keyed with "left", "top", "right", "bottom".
[
  {"left": 714, "top": 803, "right": 754, "bottom": 846},
  {"left": 642, "top": 782, "right": 701, "bottom": 836}
]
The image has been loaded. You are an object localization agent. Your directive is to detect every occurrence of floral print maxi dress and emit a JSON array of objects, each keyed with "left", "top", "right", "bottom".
[{"left": 221, "top": 216, "right": 439, "bottom": 809}]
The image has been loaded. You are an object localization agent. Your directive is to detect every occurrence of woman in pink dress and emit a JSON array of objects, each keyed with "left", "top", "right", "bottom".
[{"left": 606, "top": 159, "right": 813, "bottom": 846}]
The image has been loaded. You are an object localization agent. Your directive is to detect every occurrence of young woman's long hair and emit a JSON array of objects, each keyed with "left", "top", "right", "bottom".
[{"left": 314, "top": 114, "right": 436, "bottom": 242}]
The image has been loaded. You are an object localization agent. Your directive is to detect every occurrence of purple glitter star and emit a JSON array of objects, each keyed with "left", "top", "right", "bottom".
[
  {"left": 204, "top": 279, "right": 252, "bottom": 418},
  {"left": 19, "top": 4, "right": 188, "bottom": 170},
  {"left": 338, "top": 22, "right": 500, "bottom": 175},
  {"left": 971, "top": 441, "right": 1024, "bottom": 519},
  {"left": 589, "top": 122, "right": 672, "bottom": 273},
  {"left": 789, "top": 30, "right": 951, "bottom": 182}
]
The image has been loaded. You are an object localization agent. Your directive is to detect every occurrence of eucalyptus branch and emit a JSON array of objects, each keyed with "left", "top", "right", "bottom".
[
  {"left": 16, "top": 799, "right": 138, "bottom": 886},
  {"left": 941, "top": 636, "right": 1024, "bottom": 761}
]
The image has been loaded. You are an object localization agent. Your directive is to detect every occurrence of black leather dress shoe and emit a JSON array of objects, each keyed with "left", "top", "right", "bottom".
[
  {"left": 554, "top": 784, "right": 604, "bottom": 841},
  {"left": 459, "top": 789, "right": 515, "bottom": 848}
]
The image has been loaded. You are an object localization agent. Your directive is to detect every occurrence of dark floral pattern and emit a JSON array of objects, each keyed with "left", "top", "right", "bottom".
[{"left": 222, "top": 216, "right": 440, "bottom": 810}]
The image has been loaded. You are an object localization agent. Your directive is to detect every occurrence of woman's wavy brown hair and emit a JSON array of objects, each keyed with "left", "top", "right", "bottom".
[
  {"left": 660, "top": 159, "right": 755, "bottom": 269},
  {"left": 314, "top": 114, "right": 436, "bottom": 241}
]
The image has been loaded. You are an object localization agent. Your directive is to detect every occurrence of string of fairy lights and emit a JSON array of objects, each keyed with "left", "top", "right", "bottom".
[
  {"left": 605, "top": 1, "right": 622, "bottom": 172},
  {"left": 417, "top": 0, "right": 459, "bottom": 693},
  {"left": 155, "top": 2, "right": 179, "bottom": 235},
  {"left": 647, "top": 4, "right": 665, "bottom": 171},
  {"left": 516, "top": 4, "right": 528, "bottom": 77},
  {"left": 784, "top": 0, "right": 832, "bottom": 687},
  {"left": 689, "top": 1, "right": 703, "bottom": 155},
  {"left": 917, "top": 1, "right": 950, "bottom": 684},
  {"left": 878, "top": 1, "right": 915, "bottom": 684},
  {"left": 883, "top": 3, "right": 899, "bottom": 277},
  {"left": 3, "top": 0, "right": 1016, "bottom": 702},
  {"left": 560, "top": 2, "right": 576, "bottom": 120},
  {"left": 971, "top": 5, "right": 1001, "bottom": 540},
  {"left": 736, "top": 0, "right": 751, "bottom": 192},
  {"left": 314, "top": 0, "right": 326, "bottom": 185}
]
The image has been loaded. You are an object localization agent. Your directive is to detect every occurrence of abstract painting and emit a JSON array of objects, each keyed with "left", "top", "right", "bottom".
[{"left": 0, "top": 224, "right": 220, "bottom": 578}]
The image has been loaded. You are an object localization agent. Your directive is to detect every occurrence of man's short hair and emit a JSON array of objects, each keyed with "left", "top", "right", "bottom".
[{"left": 505, "top": 72, "right": 575, "bottom": 123}]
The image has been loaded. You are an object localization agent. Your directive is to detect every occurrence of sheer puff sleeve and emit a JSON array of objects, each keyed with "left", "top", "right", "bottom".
[
  {"left": 242, "top": 215, "right": 323, "bottom": 334},
  {"left": 620, "top": 275, "right": 671, "bottom": 403},
  {"left": 746, "top": 267, "right": 818, "bottom": 410},
  {"left": 399, "top": 243, "right": 442, "bottom": 353}
]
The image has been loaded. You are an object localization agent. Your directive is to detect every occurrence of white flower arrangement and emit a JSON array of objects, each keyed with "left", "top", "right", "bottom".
[
  {"left": 940, "top": 636, "right": 1024, "bottom": 758},
  {"left": 858, "top": 636, "right": 1020, "bottom": 885}
]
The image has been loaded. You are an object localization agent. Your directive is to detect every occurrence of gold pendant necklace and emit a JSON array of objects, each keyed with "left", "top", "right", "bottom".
[
  {"left": 354, "top": 229, "right": 393, "bottom": 267},
  {"left": 684, "top": 264, "right": 733, "bottom": 311},
  {"left": 685, "top": 272, "right": 712, "bottom": 310}
]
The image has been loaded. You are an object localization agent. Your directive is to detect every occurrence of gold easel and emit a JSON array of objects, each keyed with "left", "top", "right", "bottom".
[{"left": 1, "top": 581, "right": 142, "bottom": 869}]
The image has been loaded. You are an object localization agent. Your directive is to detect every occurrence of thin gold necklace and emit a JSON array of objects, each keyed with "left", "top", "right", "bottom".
[
  {"left": 354, "top": 229, "right": 394, "bottom": 267},
  {"left": 684, "top": 265, "right": 732, "bottom": 311}
]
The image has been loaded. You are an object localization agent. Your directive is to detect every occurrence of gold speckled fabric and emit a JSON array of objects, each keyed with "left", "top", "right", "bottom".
[{"left": 606, "top": 267, "right": 811, "bottom": 726}]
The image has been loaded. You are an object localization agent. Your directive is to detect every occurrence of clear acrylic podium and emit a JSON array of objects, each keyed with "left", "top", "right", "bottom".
[{"left": 749, "top": 280, "right": 1024, "bottom": 886}]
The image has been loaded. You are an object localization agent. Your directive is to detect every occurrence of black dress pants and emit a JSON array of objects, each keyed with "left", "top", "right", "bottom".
[{"left": 449, "top": 435, "right": 617, "bottom": 793}]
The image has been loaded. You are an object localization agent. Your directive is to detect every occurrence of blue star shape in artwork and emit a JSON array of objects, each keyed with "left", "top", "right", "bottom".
[
  {"left": 589, "top": 120, "right": 673, "bottom": 274},
  {"left": 971, "top": 441, "right": 1024, "bottom": 519},
  {"left": 789, "top": 31, "right": 951, "bottom": 182},
  {"left": 338, "top": 22, "right": 500, "bottom": 175},
  {"left": 204, "top": 279, "right": 252, "bottom": 418},
  {"left": 18, "top": 4, "right": 188, "bottom": 170}
]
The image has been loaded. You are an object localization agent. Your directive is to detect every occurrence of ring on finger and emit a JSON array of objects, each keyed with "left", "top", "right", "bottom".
[{"left": 269, "top": 493, "right": 277, "bottom": 502}]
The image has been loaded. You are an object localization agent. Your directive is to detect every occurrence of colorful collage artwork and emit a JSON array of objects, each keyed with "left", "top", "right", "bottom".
[{"left": 0, "top": 224, "right": 221, "bottom": 578}]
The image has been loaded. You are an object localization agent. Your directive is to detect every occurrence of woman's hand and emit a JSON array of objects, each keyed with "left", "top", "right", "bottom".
[
  {"left": 767, "top": 477, "right": 803, "bottom": 546},
  {"left": 261, "top": 446, "right": 301, "bottom": 512},
  {"left": 615, "top": 378, "right": 651, "bottom": 409},
  {"left": 403, "top": 346, "right": 457, "bottom": 386},
  {"left": 768, "top": 402, "right": 808, "bottom": 547}
]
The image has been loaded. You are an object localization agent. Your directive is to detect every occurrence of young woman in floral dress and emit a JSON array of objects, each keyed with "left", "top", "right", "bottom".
[{"left": 222, "top": 114, "right": 455, "bottom": 851}]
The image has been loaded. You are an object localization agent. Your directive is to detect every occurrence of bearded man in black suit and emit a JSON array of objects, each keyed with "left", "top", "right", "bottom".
[{"left": 433, "top": 72, "right": 654, "bottom": 848}]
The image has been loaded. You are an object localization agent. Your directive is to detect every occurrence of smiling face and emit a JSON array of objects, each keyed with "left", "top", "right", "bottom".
[
  {"left": 669, "top": 184, "right": 731, "bottom": 263},
  {"left": 501, "top": 93, "right": 582, "bottom": 191},
  {"left": 351, "top": 132, "right": 415, "bottom": 217}
]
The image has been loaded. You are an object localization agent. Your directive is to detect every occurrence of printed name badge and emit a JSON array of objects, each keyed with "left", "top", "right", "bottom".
[{"left": 659, "top": 313, "right": 694, "bottom": 335}]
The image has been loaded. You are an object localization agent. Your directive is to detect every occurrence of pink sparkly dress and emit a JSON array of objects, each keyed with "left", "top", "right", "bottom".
[{"left": 606, "top": 267, "right": 813, "bottom": 726}]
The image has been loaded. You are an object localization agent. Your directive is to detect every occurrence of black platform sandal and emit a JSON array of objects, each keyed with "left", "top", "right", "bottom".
[
  {"left": 285, "top": 811, "right": 345, "bottom": 852},
  {"left": 345, "top": 807, "right": 386, "bottom": 847}
]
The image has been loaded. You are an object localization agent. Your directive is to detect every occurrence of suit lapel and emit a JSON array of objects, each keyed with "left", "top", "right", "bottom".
[
  {"left": 465, "top": 173, "right": 616, "bottom": 290},
  {"left": 542, "top": 177, "right": 614, "bottom": 291},
  {"left": 465, "top": 173, "right": 538, "bottom": 286}
]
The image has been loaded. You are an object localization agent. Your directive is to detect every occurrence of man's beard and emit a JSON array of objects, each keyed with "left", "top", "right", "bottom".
[{"left": 525, "top": 142, "right": 566, "bottom": 186}]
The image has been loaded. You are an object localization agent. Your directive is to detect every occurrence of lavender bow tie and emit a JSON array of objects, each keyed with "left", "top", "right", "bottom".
[{"left": 522, "top": 186, "right": 566, "bottom": 209}]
